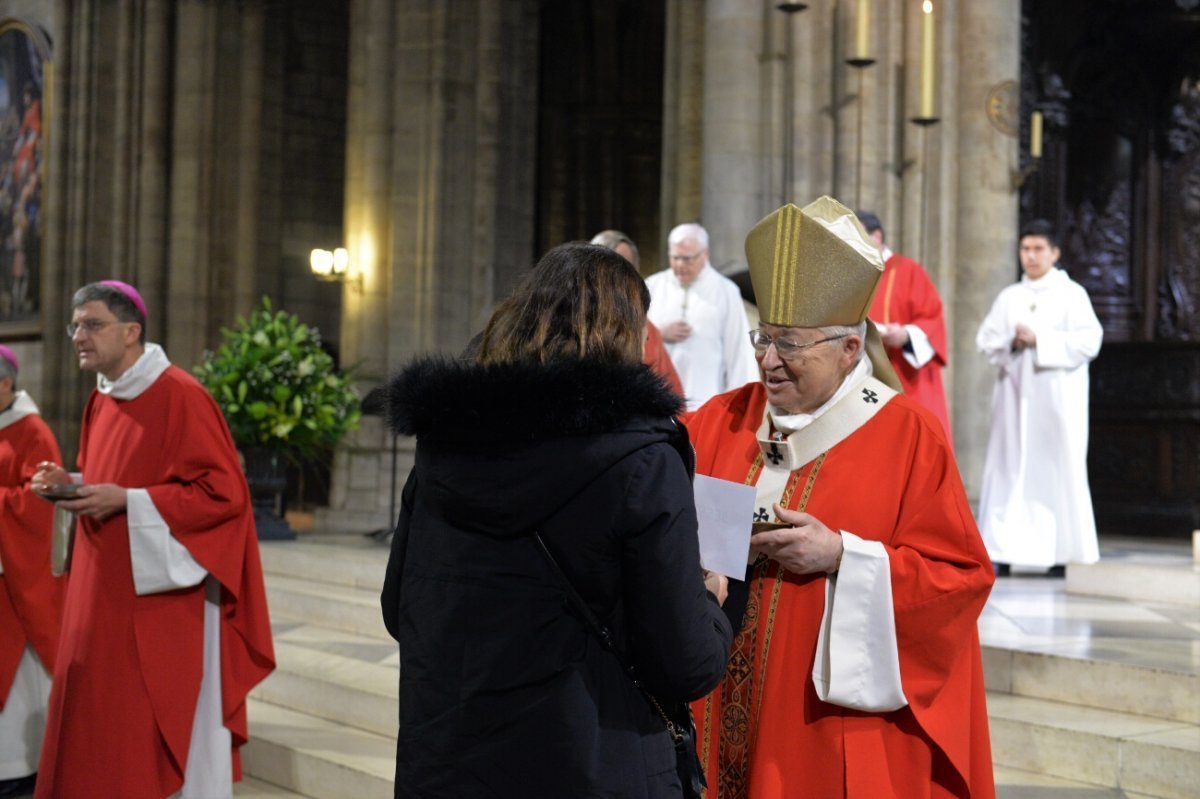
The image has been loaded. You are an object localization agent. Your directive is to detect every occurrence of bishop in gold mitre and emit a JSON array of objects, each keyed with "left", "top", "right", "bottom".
[
  {"left": 744, "top": 195, "right": 901, "bottom": 391},
  {"left": 683, "top": 195, "right": 995, "bottom": 799}
]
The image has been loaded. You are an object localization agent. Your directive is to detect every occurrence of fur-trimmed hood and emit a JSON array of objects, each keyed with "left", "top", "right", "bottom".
[{"left": 386, "top": 357, "right": 689, "bottom": 537}]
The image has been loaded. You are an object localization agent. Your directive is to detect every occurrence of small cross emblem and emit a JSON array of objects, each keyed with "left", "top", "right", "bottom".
[
  {"left": 766, "top": 442, "right": 784, "bottom": 465},
  {"left": 753, "top": 507, "right": 769, "bottom": 522},
  {"left": 862, "top": 388, "right": 879, "bottom": 404}
]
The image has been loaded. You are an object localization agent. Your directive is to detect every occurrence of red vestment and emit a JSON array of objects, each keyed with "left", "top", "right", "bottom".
[
  {"left": 685, "top": 383, "right": 994, "bottom": 799},
  {"left": 36, "top": 366, "right": 275, "bottom": 798},
  {"left": 0, "top": 411, "right": 64, "bottom": 702},
  {"left": 644, "top": 321, "right": 685, "bottom": 397},
  {"left": 869, "top": 253, "right": 952, "bottom": 439}
]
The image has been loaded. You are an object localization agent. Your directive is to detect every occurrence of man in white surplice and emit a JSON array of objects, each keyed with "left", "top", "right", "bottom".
[
  {"left": 977, "top": 219, "right": 1103, "bottom": 576},
  {"left": 646, "top": 222, "right": 759, "bottom": 410}
]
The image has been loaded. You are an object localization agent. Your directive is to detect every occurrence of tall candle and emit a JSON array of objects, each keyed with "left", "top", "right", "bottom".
[
  {"left": 1030, "top": 111, "right": 1043, "bottom": 159},
  {"left": 919, "top": 1, "right": 935, "bottom": 118},
  {"left": 855, "top": 0, "right": 870, "bottom": 61}
]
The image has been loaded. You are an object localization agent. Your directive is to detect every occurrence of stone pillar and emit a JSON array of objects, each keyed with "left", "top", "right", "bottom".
[
  {"left": 659, "top": 0, "right": 706, "bottom": 249},
  {"left": 950, "top": 0, "right": 1021, "bottom": 500},
  {"left": 320, "top": 0, "right": 539, "bottom": 533},
  {"left": 700, "top": 0, "right": 778, "bottom": 272}
]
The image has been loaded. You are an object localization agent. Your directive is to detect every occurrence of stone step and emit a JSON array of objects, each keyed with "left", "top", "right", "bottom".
[
  {"left": 987, "top": 692, "right": 1200, "bottom": 799},
  {"left": 993, "top": 765, "right": 1159, "bottom": 799},
  {"left": 982, "top": 645, "right": 1200, "bottom": 725},
  {"left": 252, "top": 634, "right": 398, "bottom": 738},
  {"left": 260, "top": 539, "right": 388, "bottom": 593},
  {"left": 242, "top": 698, "right": 394, "bottom": 799},
  {"left": 265, "top": 573, "right": 391, "bottom": 641},
  {"left": 1067, "top": 560, "right": 1200, "bottom": 608},
  {"left": 235, "top": 776, "right": 315, "bottom": 798}
]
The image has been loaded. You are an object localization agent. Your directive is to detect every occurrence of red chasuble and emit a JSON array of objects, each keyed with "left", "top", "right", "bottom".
[
  {"left": 869, "top": 253, "right": 952, "bottom": 440},
  {"left": 645, "top": 321, "right": 685, "bottom": 397},
  {"left": 685, "top": 383, "right": 994, "bottom": 799},
  {"left": 0, "top": 412, "right": 64, "bottom": 702},
  {"left": 36, "top": 366, "right": 275, "bottom": 799}
]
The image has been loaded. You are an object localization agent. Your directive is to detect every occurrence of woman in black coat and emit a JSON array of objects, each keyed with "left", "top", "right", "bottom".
[{"left": 381, "top": 243, "right": 733, "bottom": 798}]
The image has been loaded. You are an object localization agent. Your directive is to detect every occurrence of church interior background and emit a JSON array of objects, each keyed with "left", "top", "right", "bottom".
[{"left": 1, "top": 0, "right": 1197, "bottom": 796}]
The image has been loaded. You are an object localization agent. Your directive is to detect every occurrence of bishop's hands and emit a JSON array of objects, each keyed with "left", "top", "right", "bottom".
[
  {"left": 749, "top": 503, "right": 844, "bottom": 575},
  {"left": 31, "top": 461, "right": 128, "bottom": 521},
  {"left": 879, "top": 322, "right": 910, "bottom": 350}
]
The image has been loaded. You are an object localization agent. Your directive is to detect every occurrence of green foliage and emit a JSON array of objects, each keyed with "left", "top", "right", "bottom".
[{"left": 194, "top": 297, "right": 361, "bottom": 461}]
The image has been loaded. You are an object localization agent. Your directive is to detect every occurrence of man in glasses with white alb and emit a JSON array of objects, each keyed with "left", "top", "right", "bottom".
[{"left": 645, "top": 222, "right": 759, "bottom": 410}]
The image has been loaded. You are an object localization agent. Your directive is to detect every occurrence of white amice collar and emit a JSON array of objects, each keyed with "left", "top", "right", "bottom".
[
  {"left": 98, "top": 343, "right": 172, "bottom": 400},
  {"left": 0, "top": 390, "right": 40, "bottom": 431},
  {"left": 1021, "top": 266, "right": 1067, "bottom": 292},
  {"left": 769, "top": 356, "right": 873, "bottom": 435}
]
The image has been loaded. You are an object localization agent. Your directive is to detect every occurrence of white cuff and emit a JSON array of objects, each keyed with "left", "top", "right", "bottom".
[
  {"left": 127, "top": 488, "right": 207, "bottom": 596},
  {"left": 812, "top": 532, "right": 907, "bottom": 711},
  {"left": 902, "top": 325, "right": 936, "bottom": 369}
]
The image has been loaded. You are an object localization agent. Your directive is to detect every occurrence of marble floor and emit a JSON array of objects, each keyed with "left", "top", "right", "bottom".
[{"left": 984, "top": 536, "right": 1199, "bottom": 799}]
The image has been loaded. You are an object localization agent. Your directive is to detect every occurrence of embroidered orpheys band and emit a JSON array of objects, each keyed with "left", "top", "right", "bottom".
[{"left": 712, "top": 451, "right": 828, "bottom": 799}]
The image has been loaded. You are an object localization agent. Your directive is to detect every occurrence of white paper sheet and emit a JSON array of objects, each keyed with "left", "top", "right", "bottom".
[{"left": 693, "top": 474, "right": 756, "bottom": 579}]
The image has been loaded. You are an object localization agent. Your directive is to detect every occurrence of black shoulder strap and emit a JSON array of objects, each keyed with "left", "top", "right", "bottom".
[{"left": 531, "top": 532, "right": 684, "bottom": 742}]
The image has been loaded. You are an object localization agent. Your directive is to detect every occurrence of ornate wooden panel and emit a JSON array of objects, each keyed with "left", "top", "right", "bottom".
[{"left": 1021, "top": 0, "right": 1200, "bottom": 536}]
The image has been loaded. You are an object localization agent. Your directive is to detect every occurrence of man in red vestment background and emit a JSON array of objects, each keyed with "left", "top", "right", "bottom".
[
  {"left": 686, "top": 198, "right": 994, "bottom": 798},
  {"left": 591, "top": 229, "right": 685, "bottom": 396},
  {"left": 32, "top": 281, "right": 275, "bottom": 798},
  {"left": 0, "top": 345, "right": 64, "bottom": 796},
  {"left": 855, "top": 210, "right": 952, "bottom": 441}
]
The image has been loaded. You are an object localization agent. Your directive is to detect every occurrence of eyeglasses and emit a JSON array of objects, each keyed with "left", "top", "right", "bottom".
[
  {"left": 668, "top": 251, "right": 703, "bottom": 263},
  {"left": 749, "top": 330, "right": 847, "bottom": 360},
  {"left": 67, "top": 319, "right": 123, "bottom": 338}
]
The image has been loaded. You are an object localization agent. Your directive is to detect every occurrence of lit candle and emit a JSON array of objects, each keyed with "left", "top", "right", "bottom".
[
  {"left": 855, "top": 0, "right": 870, "bottom": 61},
  {"left": 1030, "top": 110, "right": 1043, "bottom": 159},
  {"left": 919, "top": 1, "right": 935, "bottom": 118}
]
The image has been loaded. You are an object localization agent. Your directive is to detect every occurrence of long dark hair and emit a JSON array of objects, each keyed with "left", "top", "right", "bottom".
[{"left": 476, "top": 243, "right": 650, "bottom": 366}]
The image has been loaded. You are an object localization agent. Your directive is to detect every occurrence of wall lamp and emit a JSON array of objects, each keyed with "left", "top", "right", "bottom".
[{"left": 309, "top": 247, "right": 362, "bottom": 291}]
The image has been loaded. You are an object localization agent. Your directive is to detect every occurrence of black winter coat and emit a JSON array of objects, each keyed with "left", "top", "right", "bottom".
[{"left": 381, "top": 357, "right": 733, "bottom": 799}]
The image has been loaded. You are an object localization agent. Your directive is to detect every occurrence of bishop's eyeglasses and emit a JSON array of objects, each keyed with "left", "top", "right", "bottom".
[
  {"left": 748, "top": 330, "right": 847, "bottom": 361},
  {"left": 67, "top": 319, "right": 124, "bottom": 337}
]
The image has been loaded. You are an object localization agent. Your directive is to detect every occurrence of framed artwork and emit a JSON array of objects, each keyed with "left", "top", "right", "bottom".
[{"left": 0, "top": 19, "right": 49, "bottom": 337}]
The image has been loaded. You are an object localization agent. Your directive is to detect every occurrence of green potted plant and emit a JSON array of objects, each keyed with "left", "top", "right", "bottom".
[{"left": 195, "top": 297, "right": 361, "bottom": 539}]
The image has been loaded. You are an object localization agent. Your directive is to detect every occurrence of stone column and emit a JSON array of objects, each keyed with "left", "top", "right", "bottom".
[
  {"left": 700, "top": 0, "right": 774, "bottom": 272},
  {"left": 950, "top": 0, "right": 1021, "bottom": 500},
  {"left": 659, "top": 0, "right": 706, "bottom": 248},
  {"left": 320, "top": 0, "right": 539, "bottom": 533}
]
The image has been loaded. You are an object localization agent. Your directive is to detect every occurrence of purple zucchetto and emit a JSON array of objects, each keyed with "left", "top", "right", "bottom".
[
  {"left": 0, "top": 345, "right": 16, "bottom": 373},
  {"left": 99, "top": 279, "right": 148, "bottom": 321}
]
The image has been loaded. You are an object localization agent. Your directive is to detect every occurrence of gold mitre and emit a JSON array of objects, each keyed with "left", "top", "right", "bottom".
[
  {"left": 745, "top": 196, "right": 902, "bottom": 391},
  {"left": 746, "top": 196, "right": 883, "bottom": 326}
]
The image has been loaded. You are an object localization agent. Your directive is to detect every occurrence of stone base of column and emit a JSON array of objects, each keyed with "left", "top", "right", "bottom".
[{"left": 314, "top": 417, "right": 414, "bottom": 535}]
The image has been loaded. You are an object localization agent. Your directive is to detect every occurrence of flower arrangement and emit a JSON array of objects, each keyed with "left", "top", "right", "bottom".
[{"left": 195, "top": 297, "right": 361, "bottom": 461}]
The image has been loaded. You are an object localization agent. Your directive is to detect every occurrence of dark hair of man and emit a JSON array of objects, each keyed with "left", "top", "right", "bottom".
[
  {"left": 476, "top": 243, "right": 650, "bottom": 366},
  {"left": 72, "top": 283, "right": 147, "bottom": 345},
  {"left": 855, "top": 211, "right": 883, "bottom": 237},
  {"left": 1020, "top": 219, "right": 1058, "bottom": 249},
  {"left": 0, "top": 358, "right": 16, "bottom": 390}
]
